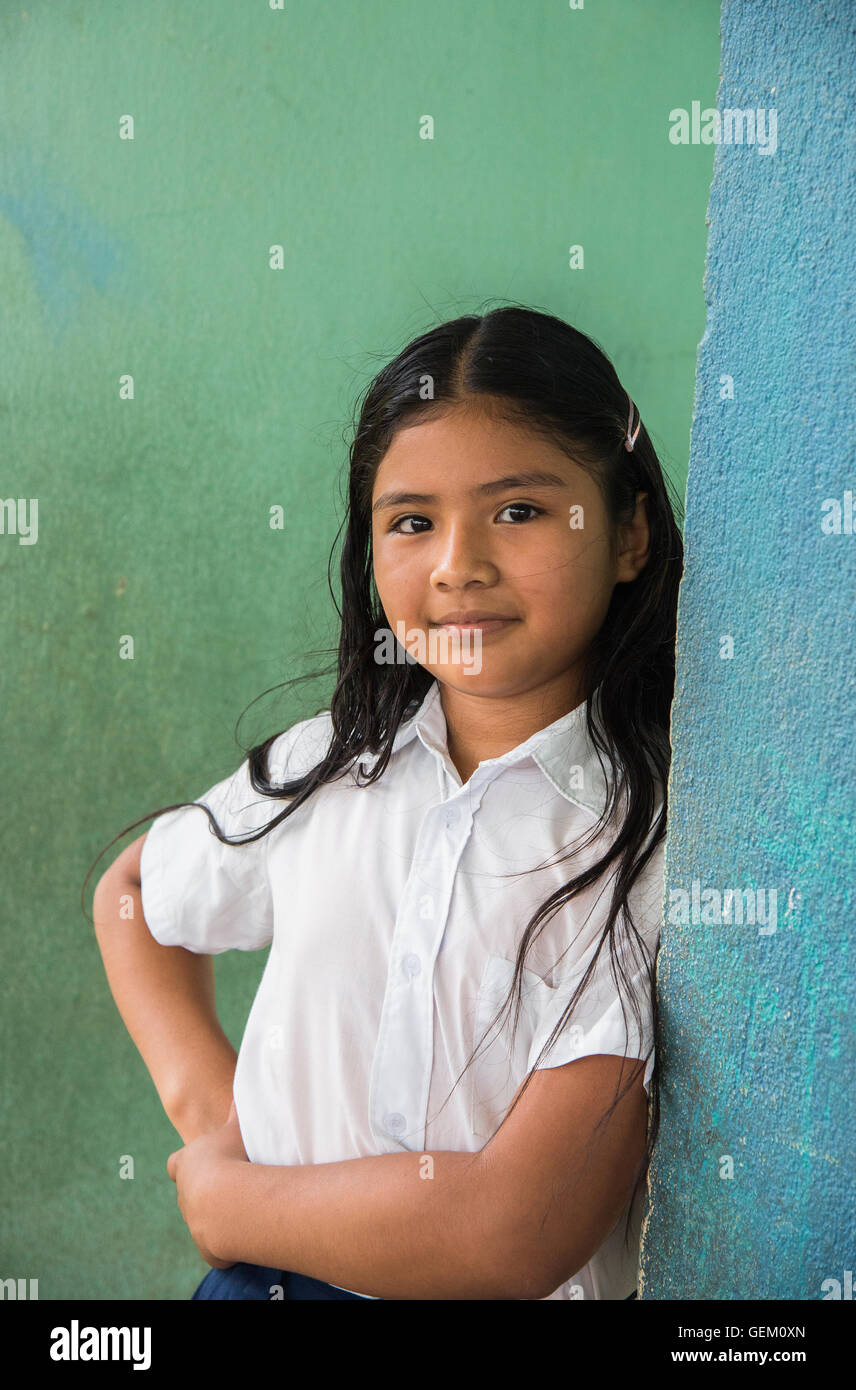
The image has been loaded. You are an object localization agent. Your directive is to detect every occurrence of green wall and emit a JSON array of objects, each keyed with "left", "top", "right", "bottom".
[{"left": 0, "top": 0, "right": 719, "bottom": 1298}]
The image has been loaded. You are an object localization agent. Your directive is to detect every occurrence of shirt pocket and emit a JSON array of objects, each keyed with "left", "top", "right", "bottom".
[{"left": 470, "top": 953, "right": 559, "bottom": 1141}]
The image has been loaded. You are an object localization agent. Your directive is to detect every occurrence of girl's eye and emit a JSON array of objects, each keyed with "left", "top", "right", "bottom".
[
  {"left": 388, "top": 503, "right": 544, "bottom": 534},
  {"left": 388, "top": 514, "right": 432, "bottom": 535},
  {"left": 496, "top": 502, "right": 544, "bottom": 523}
]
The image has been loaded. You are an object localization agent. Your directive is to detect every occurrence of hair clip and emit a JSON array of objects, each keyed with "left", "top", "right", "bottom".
[{"left": 624, "top": 395, "right": 641, "bottom": 452}]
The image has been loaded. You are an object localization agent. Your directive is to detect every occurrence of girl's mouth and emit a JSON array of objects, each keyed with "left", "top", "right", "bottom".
[{"left": 436, "top": 619, "right": 516, "bottom": 633}]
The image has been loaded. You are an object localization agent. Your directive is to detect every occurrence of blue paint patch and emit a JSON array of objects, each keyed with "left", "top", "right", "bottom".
[
  {"left": 639, "top": 0, "right": 856, "bottom": 1299},
  {"left": 0, "top": 151, "right": 134, "bottom": 337}
]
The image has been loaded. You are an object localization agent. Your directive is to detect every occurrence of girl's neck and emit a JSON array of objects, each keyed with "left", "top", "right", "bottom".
[{"left": 438, "top": 668, "right": 586, "bottom": 784}]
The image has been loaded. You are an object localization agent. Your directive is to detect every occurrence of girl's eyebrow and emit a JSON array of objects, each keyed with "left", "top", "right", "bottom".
[{"left": 372, "top": 471, "right": 569, "bottom": 513}]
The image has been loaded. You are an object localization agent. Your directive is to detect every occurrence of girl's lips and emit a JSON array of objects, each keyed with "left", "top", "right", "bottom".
[{"left": 434, "top": 619, "right": 518, "bottom": 633}]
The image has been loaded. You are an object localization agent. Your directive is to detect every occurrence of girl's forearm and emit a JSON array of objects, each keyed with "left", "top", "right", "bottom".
[
  {"left": 92, "top": 863, "right": 237, "bottom": 1143},
  {"left": 211, "top": 1149, "right": 532, "bottom": 1300}
]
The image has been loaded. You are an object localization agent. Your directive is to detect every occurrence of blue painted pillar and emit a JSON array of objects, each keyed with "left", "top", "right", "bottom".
[{"left": 639, "top": 0, "right": 856, "bottom": 1299}]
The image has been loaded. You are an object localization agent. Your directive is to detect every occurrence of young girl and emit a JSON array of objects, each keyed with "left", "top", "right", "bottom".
[{"left": 90, "top": 304, "right": 683, "bottom": 1301}]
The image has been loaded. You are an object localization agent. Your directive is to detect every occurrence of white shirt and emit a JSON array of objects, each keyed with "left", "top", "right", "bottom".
[{"left": 140, "top": 677, "right": 664, "bottom": 1300}]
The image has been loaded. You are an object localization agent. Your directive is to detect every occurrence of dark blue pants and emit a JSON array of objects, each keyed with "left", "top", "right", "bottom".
[
  {"left": 192, "top": 1261, "right": 639, "bottom": 1300},
  {"left": 192, "top": 1262, "right": 374, "bottom": 1300}
]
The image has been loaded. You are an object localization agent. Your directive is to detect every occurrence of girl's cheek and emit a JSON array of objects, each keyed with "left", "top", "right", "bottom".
[
  {"left": 376, "top": 543, "right": 417, "bottom": 581},
  {"left": 520, "top": 537, "right": 579, "bottom": 586}
]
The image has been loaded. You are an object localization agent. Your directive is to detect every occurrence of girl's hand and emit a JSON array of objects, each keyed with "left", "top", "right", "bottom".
[{"left": 167, "top": 1099, "right": 249, "bottom": 1270}]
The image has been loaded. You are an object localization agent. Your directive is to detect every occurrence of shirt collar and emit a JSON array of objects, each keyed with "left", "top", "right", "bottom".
[{"left": 366, "top": 678, "right": 613, "bottom": 819}]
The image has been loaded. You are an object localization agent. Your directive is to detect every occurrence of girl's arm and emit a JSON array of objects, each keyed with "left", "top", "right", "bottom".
[
  {"left": 92, "top": 833, "right": 238, "bottom": 1145},
  {"left": 192, "top": 1053, "right": 647, "bottom": 1300},
  {"left": 201, "top": 1140, "right": 515, "bottom": 1299}
]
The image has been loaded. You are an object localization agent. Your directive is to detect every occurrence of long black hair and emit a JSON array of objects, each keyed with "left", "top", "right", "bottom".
[{"left": 84, "top": 301, "right": 684, "bottom": 1255}]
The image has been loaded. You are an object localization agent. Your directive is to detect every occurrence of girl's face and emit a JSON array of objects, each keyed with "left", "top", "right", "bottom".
[{"left": 370, "top": 402, "right": 648, "bottom": 704}]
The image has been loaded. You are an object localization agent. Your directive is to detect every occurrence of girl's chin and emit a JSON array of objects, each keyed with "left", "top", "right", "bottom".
[{"left": 428, "top": 664, "right": 524, "bottom": 693}]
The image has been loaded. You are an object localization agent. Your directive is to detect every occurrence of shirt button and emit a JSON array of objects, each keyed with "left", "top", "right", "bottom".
[
  {"left": 444, "top": 806, "right": 460, "bottom": 827},
  {"left": 402, "top": 952, "right": 421, "bottom": 977},
  {"left": 383, "top": 1112, "right": 406, "bottom": 1134}
]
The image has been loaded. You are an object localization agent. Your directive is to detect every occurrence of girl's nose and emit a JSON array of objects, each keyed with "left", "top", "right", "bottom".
[{"left": 428, "top": 522, "right": 499, "bottom": 588}]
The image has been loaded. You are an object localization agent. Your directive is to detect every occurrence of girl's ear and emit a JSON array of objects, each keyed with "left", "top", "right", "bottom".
[{"left": 615, "top": 491, "right": 651, "bottom": 584}]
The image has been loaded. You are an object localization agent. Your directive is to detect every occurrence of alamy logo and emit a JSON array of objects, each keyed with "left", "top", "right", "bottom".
[
  {"left": 821, "top": 1270, "right": 853, "bottom": 1300},
  {"left": 374, "top": 620, "right": 483, "bottom": 675},
  {"left": 669, "top": 101, "right": 777, "bottom": 155},
  {"left": 0, "top": 1276, "right": 38, "bottom": 1299},
  {"left": 668, "top": 880, "right": 778, "bottom": 934},
  {"left": 0, "top": 497, "right": 38, "bottom": 544},
  {"left": 50, "top": 1320, "right": 151, "bottom": 1371}
]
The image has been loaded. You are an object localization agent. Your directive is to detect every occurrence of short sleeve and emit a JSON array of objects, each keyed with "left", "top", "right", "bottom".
[
  {"left": 140, "top": 718, "right": 326, "bottom": 954},
  {"left": 526, "top": 837, "right": 665, "bottom": 1094}
]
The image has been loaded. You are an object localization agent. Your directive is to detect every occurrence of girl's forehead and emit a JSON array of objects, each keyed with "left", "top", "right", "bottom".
[
  {"left": 372, "top": 411, "right": 591, "bottom": 491},
  {"left": 382, "top": 405, "right": 545, "bottom": 452}
]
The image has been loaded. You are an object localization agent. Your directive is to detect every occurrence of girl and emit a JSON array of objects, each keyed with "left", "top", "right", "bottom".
[{"left": 90, "top": 304, "right": 684, "bottom": 1300}]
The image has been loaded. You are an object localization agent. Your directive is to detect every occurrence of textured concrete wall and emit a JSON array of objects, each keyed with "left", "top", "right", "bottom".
[{"left": 640, "top": 0, "right": 856, "bottom": 1299}]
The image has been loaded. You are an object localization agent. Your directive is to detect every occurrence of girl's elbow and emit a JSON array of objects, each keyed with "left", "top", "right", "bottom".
[{"left": 475, "top": 1214, "right": 562, "bottom": 1301}]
